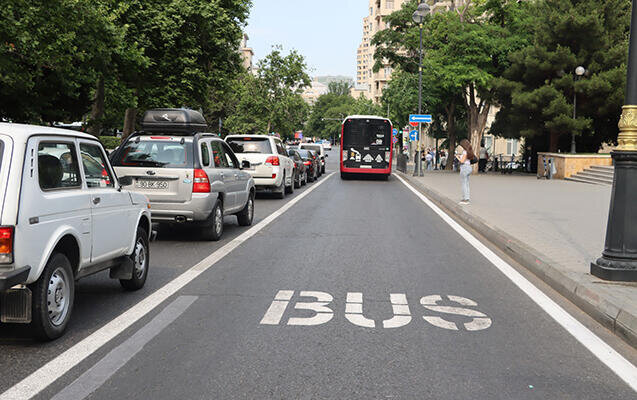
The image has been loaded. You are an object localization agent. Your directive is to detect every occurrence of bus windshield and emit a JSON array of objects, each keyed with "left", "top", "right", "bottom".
[{"left": 343, "top": 118, "right": 391, "bottom": 148}]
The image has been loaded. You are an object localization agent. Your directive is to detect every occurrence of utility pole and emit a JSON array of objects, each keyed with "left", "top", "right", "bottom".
[{"left": 412, "top": 2, "right": 429, "bottom": 177}]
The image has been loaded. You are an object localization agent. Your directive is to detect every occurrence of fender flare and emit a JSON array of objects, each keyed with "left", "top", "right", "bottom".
[{"left": 30, "top": 226, "right": 84, "bottom": 284}]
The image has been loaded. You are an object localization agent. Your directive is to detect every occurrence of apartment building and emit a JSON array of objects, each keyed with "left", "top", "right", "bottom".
[
  {"left": 301, "top": 78, "right": 329, "bottom": 106},
  {"left": 239, "top": 33, "right": 254, "bottom": 73},
  {"left": 355, "top": 0, "right": 407, "bottom": 103}
]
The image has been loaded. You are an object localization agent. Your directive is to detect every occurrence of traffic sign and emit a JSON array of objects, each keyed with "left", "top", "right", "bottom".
[
  {"left": 409, "top": 130, "right": 419, "bottom": 141},
  {"left": 409, "top": 122, "right": 418, "bottom": 127},
  {"left": 392, "top": 128, "right": 398, "bottom": 136},
  {"left": 409, "top": 114, "right": 433, "bottom": 123},
  {"left": 392, "top": 137, "right": 398, "bottom": 144}
]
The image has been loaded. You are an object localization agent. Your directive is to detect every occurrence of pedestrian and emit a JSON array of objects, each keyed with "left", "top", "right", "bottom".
[
  {"left": 440, "top": 150, "right": 447, "bottom": 170},
  {"left": 456, "top": 139, "right": 475, "bottom": 205},
  {"left": 478, "top": 140, "right": 488, "bottom": 173},
  {"left": 425, "top": 150, "right": 433, "bottom": 171}
]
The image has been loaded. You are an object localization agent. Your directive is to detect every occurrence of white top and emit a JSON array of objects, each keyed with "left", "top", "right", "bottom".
[
  {"left": 425, "top": 153, "right": 433, "bottom": 161},
  {"left": 479, "top": 147, "right": 488, "bottom": 159},
  {"left": 462, "top": 150, "right": 471, "bottom": 166}
]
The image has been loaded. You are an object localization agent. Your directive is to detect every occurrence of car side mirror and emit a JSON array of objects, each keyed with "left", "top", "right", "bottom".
[
  {"left": 118, "top": 176, "right": 133, "bottom": 187},
  {"left": 241, "top": 160, "right": 251, "bottom": 170}
]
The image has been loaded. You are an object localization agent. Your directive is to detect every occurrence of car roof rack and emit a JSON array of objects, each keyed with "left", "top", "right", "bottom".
[{"left": 140, "top": 108, "right": 208, "bottom": 135}]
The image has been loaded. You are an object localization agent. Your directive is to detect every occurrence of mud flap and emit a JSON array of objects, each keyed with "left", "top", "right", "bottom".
[
  {"left": 109, "top": 257, "right": 134, "bottom": 280},
  {"left": 1, "top": 286, "right": 32, "bottom": 323}
]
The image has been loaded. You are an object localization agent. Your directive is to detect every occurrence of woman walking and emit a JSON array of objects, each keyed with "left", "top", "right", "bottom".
[{"left": 456, "top": 139, "right": 475, "bottom": 205}]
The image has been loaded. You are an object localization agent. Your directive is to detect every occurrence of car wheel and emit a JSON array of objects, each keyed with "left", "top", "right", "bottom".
[
  {"left": 322, "top": 166, "right": 326, "bottom": 174},
  {"left": 30, "top": 253, "right": 74, "bottom": 341},
  {"left": 120, "top": 226, "right": 150, "bottom": 291},
  {"left": 236, "top": 193, "right": 254, "bottom": 226},
  {"left": 294, "top": 170, "right": 301, "bottom": 188},
  {"left": 201, "top": 199, "right": 224, "bottom": 241},
  {"left": 275, "top": 173, "right": 286, "bottom": 199},
  {"left": 301, "top": 171, "right": 307, "bottom": 185}
]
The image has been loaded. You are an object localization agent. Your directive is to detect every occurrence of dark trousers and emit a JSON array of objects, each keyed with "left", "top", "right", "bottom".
[{"left": 478, "top": 158, "right": 487, "bottom": 172}]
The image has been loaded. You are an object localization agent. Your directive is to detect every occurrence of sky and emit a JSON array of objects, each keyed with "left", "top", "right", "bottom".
[{"left": 245, "top": 0, "right": 368, "bottom": 79}]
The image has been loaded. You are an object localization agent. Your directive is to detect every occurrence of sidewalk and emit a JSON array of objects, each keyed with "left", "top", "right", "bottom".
[{"left": 397, "top": 166, "right": 637, "bottom": 348}]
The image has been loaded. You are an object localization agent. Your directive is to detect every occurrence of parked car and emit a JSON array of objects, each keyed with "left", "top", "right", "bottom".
[
  {"left": 300, "top": 143, "right": 327, "bottom": 174},
  {"left": 298, "top": 149, "right": 319, "bottom": 182},
  {"left": 111, "top": 109, "right": 255, "bottom": 241},
  {"left": 322, "top": 140, "right": 332, "bottom": 151},
  {"left": 0, "top": 123, "right": 152, "bottom": 340},
  {"left": 287, "top": 148, "right": 308, "bottom": 187},
  {"left": 226, "top": 134, "right": 295, "bottom": 199}
]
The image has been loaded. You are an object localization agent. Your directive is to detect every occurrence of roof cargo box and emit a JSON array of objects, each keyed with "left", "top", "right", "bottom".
[{"left": 141, "top": 108, "right": 207, "bottom": 134}]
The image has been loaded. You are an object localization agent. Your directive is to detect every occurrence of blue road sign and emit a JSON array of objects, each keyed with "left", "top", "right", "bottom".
[
  {"left": 409, "top": 130, "right": 419, "bottom": 141},
  {"left": 409, "top": 114, "right": 433, "bottom": 123},
  {"left": 392, "top": 128, "right": 398, "bottom": 136}
]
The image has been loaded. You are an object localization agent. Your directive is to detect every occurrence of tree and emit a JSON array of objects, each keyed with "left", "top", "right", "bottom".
[
  {"left": 328, "top": 81, "right": 353, "bottom": 96},
  {"left": 491, "top": 0, "right": 631, "bottom": 152},
  {"left": 0, "top": 0, "right": 143, "bottom": 126},
  {"left": 224, "top": 46, "right": 311, "bottom": 140},
  {"left": 373, "top": 0, "right": 531, "bottom": 167},
  {"left": 116, "top": 0, "right": 251, "bottom": 138}
]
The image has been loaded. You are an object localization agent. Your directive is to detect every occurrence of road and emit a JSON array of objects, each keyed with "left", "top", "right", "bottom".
[{"left": 1, "top": 149, "right": 636, "bottom": 399}]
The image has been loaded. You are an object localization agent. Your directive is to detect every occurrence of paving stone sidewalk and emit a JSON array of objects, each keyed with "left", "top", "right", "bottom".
[{"left": 397, "top": 166, "right": 637, "bottom": 347}]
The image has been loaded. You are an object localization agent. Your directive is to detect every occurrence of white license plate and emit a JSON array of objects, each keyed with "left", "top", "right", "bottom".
[{"left": 135, "top": 180, "right": 168, "bottom": 190}]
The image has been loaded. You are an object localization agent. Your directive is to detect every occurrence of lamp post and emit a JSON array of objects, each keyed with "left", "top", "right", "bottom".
[
  {"left": 412, "top": 2, "right": 430, "bottom": 177},
  {"left": 591, "top": 0, "right": 637, "bottom": 281},
  {"left": 571, "top": 66, "right": 586, "bottom": 154}
]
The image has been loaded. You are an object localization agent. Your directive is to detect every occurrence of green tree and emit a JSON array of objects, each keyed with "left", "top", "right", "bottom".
[
  {"left": 0, "top": 0, "right": 143, "bottom": 126},
  {"left": 328, "top": 81, "right": 353, "bottom": 96},
  {"left": 491, "top": 0, "right": 631, "bottom": 152},
  {"left": 224, "top": 46, "right": 311, "bottom": 140}
]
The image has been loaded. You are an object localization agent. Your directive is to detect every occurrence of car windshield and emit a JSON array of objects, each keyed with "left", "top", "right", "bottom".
[
  {"left": 297, "top": 149, "right": 312, "bottom": 158},
  {"left": 111, "top": 140, "right": 194, "bottom": 168},
  {"left": 227, "top": 137, "right": 272, "bottom": 154}
]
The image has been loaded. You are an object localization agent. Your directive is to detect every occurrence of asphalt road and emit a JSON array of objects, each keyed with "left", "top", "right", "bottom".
[{"left": 1, "top": 148, "right": 636, "bottom": 399}]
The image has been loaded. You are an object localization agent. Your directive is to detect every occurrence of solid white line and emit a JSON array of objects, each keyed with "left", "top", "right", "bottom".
[
  {"left": 50, "top": 296, "right": 198, "bottom": 400},
  {"left": 0, "top": 172, "right": 335, "bottom": 400},
  {"left": 395, "top": 174, "right": 637, "bottom": 392}
]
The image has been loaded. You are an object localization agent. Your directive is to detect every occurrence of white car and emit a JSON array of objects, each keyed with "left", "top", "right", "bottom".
[
  {"left": 226, "top": 135, "right": 295, "bottom": 199},
  {"left": 322, "top": 141, "right": 332, "bottom": 151},
  {"left": 0, "top": 123, "right": 152, "bottom": 340}
]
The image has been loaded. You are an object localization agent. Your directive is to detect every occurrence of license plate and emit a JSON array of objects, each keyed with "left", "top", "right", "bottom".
[{"left": 135, "top": 180, "right": 168, "bottom": 190}]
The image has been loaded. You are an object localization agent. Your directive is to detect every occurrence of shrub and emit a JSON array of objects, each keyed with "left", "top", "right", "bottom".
[{"left": 99, "top": 136, "right": 122, "bottom": 149}]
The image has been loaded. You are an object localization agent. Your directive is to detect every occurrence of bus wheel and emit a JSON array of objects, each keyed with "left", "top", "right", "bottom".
[
  {"left": 382, "top": 174, "right": 390, "bottom": 181},
  {"left": 340, "top": 172, "right": 350, "bottom": 180}
]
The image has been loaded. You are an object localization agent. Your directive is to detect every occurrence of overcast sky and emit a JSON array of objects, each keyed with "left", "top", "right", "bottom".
[{"left": 245, "top": 0, "right": 368, "bottom": 79}]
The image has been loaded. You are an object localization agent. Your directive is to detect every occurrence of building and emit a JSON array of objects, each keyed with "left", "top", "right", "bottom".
[
  {"left": 239, "top": 34, "right": 254, "bottom": 73},
  {"left": 301, "top": 78, "right": 329, "bottom": 106},
  {"left": 355, "top": 0, "right": 408, "bottom": 103}
]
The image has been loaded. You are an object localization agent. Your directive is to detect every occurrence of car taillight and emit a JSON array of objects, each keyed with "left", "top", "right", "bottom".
[
  {"left": 193, "top": 169, "right": 211, "bottom": 193},
  {"left": 303, "top": 161, "right": 311, "bottom": 166},
  {"left": 265, "top": 156, "right": 280, "bottom": 166},
  {"left": 101, "top": 168, "right": 111, "bottom": 185},
  {"left": 0, "top": 226, "right": 14, "bottom": 264}
]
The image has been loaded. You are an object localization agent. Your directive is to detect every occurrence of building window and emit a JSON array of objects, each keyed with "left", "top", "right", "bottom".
[
  {"left": 506, "top": 139, "right": 519, "bottom": 155},
  {"left": 484, "top": 135, "right": 493, "bottom": 154},
  {"left": 386, "top": 0, "right": 394, "bottom": 9}
]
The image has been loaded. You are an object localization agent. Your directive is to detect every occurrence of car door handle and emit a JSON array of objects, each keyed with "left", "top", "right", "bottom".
[{"left": 93, "top": 197, "right": 101, "bottom": 205}]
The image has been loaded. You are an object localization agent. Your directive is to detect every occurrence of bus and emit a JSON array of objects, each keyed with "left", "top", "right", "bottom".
[{"left": 340, "top": 115, "right": 393, "bottom": 180}]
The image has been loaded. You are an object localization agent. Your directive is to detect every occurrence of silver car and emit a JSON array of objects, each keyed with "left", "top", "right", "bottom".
[{"left": 111, "top": 109, "right": 255, "bottom": 241}]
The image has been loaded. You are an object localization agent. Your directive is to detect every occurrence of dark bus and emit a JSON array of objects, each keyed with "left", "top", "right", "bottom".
[{"left": 340, "top": 115, "right": 393, "bottom": 180}]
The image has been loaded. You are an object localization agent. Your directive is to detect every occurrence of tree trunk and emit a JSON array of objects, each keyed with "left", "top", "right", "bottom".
[
  {"left": 122, "top": 108, "right": 136, "bottom": 140},
  {"left": 88, "top": 75, "right": 105, "bottom": 137}
]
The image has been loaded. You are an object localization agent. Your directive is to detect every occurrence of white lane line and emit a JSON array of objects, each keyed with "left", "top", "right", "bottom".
[
  {"left": 0, "top": 172, "right": 335, "bottom": 400},
  {"left": 396, "top": 174, "right": 637, "bottom": 392},
  {"left": 50, "top": 296, "right": 198, "bottom": 400}
]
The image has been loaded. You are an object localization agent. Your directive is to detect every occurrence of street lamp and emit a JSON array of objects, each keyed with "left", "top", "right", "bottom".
[
  {"left": 571, "top": 65, "right": 586, "bottom": 154},
  {"left": 412, "top": 1, "right": 430, "bottom": 177},
  {"left": 591, "top": 0, "right": 637, "bottom": 281}
]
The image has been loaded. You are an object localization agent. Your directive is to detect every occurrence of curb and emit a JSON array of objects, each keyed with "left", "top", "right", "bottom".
[{"left": 396, "top": 170, "right": 637, "bottom": 349}]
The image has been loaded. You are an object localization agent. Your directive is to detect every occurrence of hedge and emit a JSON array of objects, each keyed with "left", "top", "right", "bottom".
[{"left": 99, "top": 136, "right": 122, "bottom": 149}]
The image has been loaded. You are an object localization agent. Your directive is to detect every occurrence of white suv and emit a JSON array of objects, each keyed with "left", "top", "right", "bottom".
[
  {"left": 0, "top": 123, "right": 152, "bottom": 340},
  {"left": 226, "top": 135, "right": 295, "bottom": 199}
]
